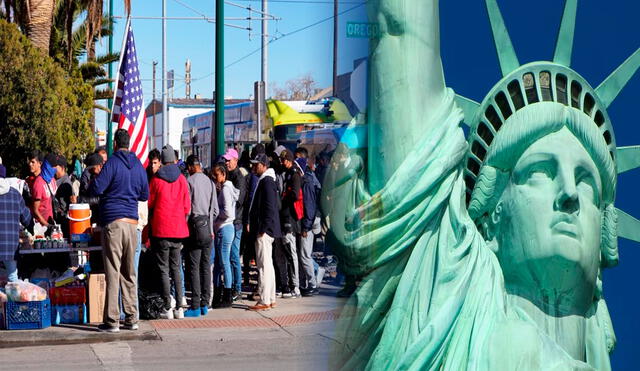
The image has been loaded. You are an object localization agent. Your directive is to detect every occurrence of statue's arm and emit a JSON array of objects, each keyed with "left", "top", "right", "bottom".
[{"left": 367, "top": 0, "right": 447, "bottom": 192}]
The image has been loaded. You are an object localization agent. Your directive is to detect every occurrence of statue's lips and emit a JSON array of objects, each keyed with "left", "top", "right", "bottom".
[{"left": 552, "top": 221, "right": 580, "bottom": 239}]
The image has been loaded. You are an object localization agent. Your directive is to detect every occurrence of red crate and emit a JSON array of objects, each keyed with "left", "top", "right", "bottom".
[{"left": 49, "top": 285, "right": 86, "bottom": 305}]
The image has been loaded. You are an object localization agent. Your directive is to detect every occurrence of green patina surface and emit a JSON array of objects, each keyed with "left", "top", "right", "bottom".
[{"left": 323, "top": 0, "right": 640, "bottom": 370}]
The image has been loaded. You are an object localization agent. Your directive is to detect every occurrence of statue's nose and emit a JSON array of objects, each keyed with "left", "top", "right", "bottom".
[{"left": 554, "top": 168, "right": 580, "bottom": 214}]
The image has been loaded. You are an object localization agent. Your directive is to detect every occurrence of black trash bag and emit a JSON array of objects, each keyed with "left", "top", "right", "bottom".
[{"left": 138, "top": 289, "right": 165, "bottom": 320}]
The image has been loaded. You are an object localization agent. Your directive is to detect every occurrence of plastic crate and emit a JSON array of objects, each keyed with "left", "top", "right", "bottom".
[
  {"left": 49, "top": 285, "right": 86, "bottom": 305},
  {"left": 5, "top": 299, "right": 51, "bottom": 330},
  {"left": 52, "top": 304, "right": 86, "bottom": 325}
]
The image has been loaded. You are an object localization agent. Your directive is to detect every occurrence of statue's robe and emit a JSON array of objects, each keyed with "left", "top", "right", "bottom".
[{"left": 327, "top": 91, "right": 613, "bottom": 371}]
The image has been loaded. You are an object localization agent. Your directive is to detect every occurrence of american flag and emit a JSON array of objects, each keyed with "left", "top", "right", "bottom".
[{"left": 111, "top": 19, "right": 149, "bottom": 167}]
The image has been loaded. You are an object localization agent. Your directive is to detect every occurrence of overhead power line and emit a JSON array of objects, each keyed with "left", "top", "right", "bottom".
[{"left": 225, "top": 2, "right": 365, "bottom": 69}]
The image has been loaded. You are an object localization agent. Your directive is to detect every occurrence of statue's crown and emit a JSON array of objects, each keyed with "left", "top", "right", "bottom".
[{"left": 457, "top": 0, "right": 640, "bottom": 242}]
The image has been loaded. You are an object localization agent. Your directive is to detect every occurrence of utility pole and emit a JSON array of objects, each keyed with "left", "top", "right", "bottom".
[
  {"left": 186, "top": 59, "right": 192, "bottom": 99},
  {"left": 106, "top": 0, "right": 114, "bottom": 156},
  {"left": 258, "top": 0, "right": 268, "bottom": 143},
  {"left": 332, "top": 0, "right": 338, "bottom": 97},
  {"left": 162, "top": 0, "right": 168, "bottom": 147},
  {"left": 214, "top": 0, "right": 225, "bottom": 157},
  {"left": 261, "top": 0, "right": 268, "bottom": 90},
  {"left": 152, "top": 61, "right": 157, "bottom": 146}
]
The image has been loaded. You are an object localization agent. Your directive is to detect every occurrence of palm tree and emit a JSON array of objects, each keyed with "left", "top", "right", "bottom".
[
  {"left": 50, "top": 1, "right": 118, "bottom": 115},
  {"left": 24, "top": 0, "right": 56, "bottom": 51}
]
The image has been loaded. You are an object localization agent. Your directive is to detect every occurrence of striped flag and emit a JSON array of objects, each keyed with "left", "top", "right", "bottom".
[{"left": 110, "top": 18, "right": 149, "bottom": 167}]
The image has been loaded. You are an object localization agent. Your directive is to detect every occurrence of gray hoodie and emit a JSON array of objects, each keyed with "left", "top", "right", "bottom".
[
  {"left": 215, "top": 180, "right": 239, "bottom": 231},
  {"left": 188, "top": 172, "right": 219, "bottom": 234}
]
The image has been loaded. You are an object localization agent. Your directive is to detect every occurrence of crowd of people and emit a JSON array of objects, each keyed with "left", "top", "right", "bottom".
[{"left": 0, "top": 128, "right": 329, "bottom": 332}]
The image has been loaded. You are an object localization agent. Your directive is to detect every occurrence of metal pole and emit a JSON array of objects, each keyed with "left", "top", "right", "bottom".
[
  {"left": 261, "top": 0, "right": 268, "bottom": 91},
  {"left": 162, "top": 0, "right": 168, "bottom": 147},
  {"left": 215, "top": 0, "right": 225, "bottom": 157},
  {"left": 258, "top": 0, "right": 268, "bottom": 143},
  {"left": 106, "top": 0, "right": 114, "bottom": 156},
  {"left": 332, "top": 0, "right": 338, "bottom": 97},
  {"left": 152, "top": 61, "right": 157, "bottom": 147}
]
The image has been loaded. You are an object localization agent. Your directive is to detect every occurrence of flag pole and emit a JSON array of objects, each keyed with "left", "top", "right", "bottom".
[{"left": 109, "top": 16, "right": 132, "bottom": 147}]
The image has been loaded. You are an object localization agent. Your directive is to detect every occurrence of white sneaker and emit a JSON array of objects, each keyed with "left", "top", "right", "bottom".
[
  {"left": 181, "top": 296, "right": 188, "bottom": 308},
  {"left": 159, "top": 308, "right": 174, "bottom": 320},
  {"left": 174, "top": 307, "right": 184, "bottom": 319}
]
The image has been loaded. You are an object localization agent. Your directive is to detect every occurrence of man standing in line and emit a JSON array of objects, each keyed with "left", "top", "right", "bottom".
[
  {"left": 278, "top": 149, "right": 302, "bottom": 298},
  {"left": 0, "top": 164, "right": 32, "bottom": 282},
  {"left": 51, "top": 154, "right": 75, "bottom": 235},
  {"left": 29, "top": 151, "right": 57, "bottom": 228},
  {"left": 248, "top": 154, "right": 281, "bottom": 310},
  {"left": 294, "top": 155, "right": 321, "bottom": 297},
  {"left": 148, "top": 145, "right": 191, "bottom": 320},
  {"left": 89, "top": 129, "right": 149, "bottom": 332},
  {"left": 184, "top": 154, "right": 218, "bottom": 317},
  {"left": 223, "top": 148, "right": 247, "bottom": 300}
]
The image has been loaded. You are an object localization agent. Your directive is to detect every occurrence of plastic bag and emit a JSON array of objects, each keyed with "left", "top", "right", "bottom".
[
  {"left": 138, "top": 290, "right": 165, "bottom": 320},
  {"left": 5, "top": 280, "right": 48, "bottom": 302}
]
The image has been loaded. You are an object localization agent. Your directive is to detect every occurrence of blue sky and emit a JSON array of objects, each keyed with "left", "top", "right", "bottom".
[
  {"left": 95, "top": 0, "right": 369, "bottom": 131},
  {"left": 97, "top": 1, "right": 638, "bottom": 367},
  {"left": 438, "top": 1, "right": 639, "bottom": 369},
  {"left": 344, "top": 0, "right": 639, "bottom": 368}
]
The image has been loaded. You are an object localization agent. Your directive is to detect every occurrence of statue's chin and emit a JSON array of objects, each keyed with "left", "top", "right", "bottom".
[{"left": 503, "top": 255, "right": 597, "bottom": 316}]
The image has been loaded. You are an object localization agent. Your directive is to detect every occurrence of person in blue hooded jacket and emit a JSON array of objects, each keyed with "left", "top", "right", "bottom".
[
  {"left": 89, "top": 129, "right": 149, "bottom": 333},
  {"left": 294, "top": 153, "right": 321, "bottom": 297}
]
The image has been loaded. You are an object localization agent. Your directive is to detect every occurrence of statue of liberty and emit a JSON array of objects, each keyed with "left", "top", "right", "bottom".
[{"left": 323, "top": 0, "right": 640, "bottom": 369}]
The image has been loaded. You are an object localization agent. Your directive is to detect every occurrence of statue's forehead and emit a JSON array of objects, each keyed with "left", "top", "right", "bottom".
[{"left": 514, "top": 127, "right": 599, "bottom": 172}]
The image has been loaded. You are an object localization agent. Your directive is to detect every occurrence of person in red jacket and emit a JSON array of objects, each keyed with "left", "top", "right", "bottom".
[{"left": 148, "top": 145, "right": 191, "bottom": 320}]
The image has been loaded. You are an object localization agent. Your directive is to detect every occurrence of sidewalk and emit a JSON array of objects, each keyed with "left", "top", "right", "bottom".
[{"left": 0, "top": 284, "right": 347, "bottom": 350}]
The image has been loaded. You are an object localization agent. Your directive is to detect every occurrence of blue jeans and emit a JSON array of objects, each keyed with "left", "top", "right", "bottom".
[
  {"left": 213, "top": 224, "right": 234, "bottom": 289},
  {"left": 1, "top": 259, "right": 18, "bottom": 282},
  {"left": 134, "top": 230, "right": 142, "bottom": 276},
  {"left": 230, "top": 225, "right": 243, "bottom": 292}
]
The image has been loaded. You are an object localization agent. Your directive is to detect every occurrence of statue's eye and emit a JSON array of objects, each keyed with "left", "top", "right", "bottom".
[{"left": 527, "top": 167, "right": 553, "bottom": 180}]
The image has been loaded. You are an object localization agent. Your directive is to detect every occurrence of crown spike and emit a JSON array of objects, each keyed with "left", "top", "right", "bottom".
[
  {"left": 595, "top": 47, "right": 640, "bottom": 108},
  {"left": 455, "top": 95, "right": 479, "bottom": 127},
  {"left": 616, "top": 208, "right": 640, "bottom": 243},
  {"left": 485, "top": 0, "right": 520, "bottom": 76},
  {"left": 553, "top": 0, "right": 577, "bottom": 66},
  {"left": 617, "top": 146, "right": 640, "bottom": 174}
]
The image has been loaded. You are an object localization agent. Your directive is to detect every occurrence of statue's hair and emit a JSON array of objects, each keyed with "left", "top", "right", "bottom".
[{"left": 468, "top": 102, "right": 618, "bottom": 268}]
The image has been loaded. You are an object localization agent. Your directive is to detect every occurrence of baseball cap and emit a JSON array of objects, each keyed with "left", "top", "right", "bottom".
[
  {"left": 274, "top": 145, "right": 287, "bottom": 157},
  {"left": 279, "top": 149, "right": 294, "bottom": 162},
  {"left": 222, "top": 148, "right": 239, "bottom": 161},
  {"left": 250, "top": 153, "right": 269, "bottom": 166}
]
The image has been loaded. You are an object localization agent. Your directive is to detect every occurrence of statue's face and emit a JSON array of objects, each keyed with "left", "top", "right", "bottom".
[{"left": 495, "top": 127, "right": 602, "bottom": 314}]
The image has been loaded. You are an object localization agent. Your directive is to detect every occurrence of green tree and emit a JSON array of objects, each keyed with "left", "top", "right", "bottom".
[{"left": 0, "top": 19, "right": 94, "bottom": 177}]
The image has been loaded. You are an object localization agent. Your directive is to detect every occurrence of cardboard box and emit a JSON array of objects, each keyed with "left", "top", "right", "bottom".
[{"left": 87, "top": 274, "right": 105, "bottom": 324}]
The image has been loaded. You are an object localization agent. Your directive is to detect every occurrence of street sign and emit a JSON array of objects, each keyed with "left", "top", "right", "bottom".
[{"left": 346, "top": 22, "right": 379, "bottom": 39}]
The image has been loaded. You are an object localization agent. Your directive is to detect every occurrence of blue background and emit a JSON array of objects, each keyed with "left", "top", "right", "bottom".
[{"left": 343, "top": 1, "right": 639, "bottom": 369}]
